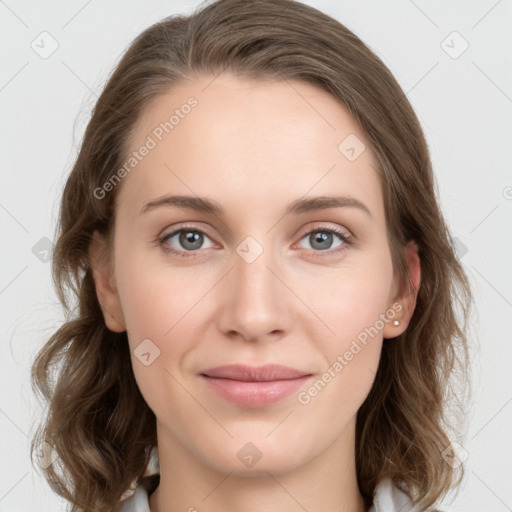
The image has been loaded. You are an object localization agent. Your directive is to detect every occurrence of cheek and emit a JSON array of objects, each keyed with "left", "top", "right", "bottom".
[
  {"left": 303, "top": 251, "right": 394, "bottom": 342},
  {"left": 296, "top": 269, "right": 391, "bottom": 424},
  {"left": 117, "top": 282, "right": 172, "bottom": 349},
  {"left": 115, "top": 265, "right": 200, "bottom": 416},
  {"left": 115, "top": 243, "right": 204, "bottom": 343},
  {"left": 112, "top": 247, "right": 198, "bottom": 382},
  {"left": 301, "top": 248, "right": 394, "bottom": 395}
]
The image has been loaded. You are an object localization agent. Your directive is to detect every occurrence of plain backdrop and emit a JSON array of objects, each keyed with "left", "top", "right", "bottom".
[{"left": 1, "top": 1, "right": 511, "bottom": 510}]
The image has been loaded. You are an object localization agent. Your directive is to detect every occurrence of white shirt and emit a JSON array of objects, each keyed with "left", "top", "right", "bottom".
[{"left": 115, "top": 477, "right": 442, "bottom": 512}]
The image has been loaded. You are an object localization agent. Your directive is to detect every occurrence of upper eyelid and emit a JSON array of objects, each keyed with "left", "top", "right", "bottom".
[{"left": 161, "top": 223, "right": 216, "bottom": 242}]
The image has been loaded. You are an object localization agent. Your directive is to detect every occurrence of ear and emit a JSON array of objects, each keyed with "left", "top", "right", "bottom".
[
  {"left": 88, "top": 230, "right": 126, "bottom": 333},
  {"left": 383, "top": 241, "right": 421, "bottom": 339}
]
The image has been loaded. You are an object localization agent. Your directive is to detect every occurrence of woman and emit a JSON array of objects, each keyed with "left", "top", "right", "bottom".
[{"left": 31, "top": 1, "right": 472, "bottom": 511}]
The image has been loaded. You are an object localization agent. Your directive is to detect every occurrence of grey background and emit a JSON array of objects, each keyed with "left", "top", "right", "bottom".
[{"left": 1, "top": 0, "right": 511, "bottom": 510}]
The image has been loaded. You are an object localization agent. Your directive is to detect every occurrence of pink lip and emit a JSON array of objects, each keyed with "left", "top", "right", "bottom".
[{"left": 199, "top": 364, "right": 313, "bottom": 407}]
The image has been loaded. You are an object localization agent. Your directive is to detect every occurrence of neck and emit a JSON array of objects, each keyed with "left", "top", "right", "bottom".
[{"left": 149, "top": 417, "right": 368, "bottom": 512}]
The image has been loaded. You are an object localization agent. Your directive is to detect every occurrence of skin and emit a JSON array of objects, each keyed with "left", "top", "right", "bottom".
[{"left": 90, "top": 72, "right": 420, "bottom": 512}]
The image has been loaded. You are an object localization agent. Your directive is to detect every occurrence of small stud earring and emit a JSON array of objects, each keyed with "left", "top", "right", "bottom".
[{"left": 393, "top": 320, "right": 400, "bottom": 326}]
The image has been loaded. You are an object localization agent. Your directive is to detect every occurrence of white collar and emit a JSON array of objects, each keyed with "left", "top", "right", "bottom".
[{"left": 115, "top": 477, "right": 428, "bottom": 512}]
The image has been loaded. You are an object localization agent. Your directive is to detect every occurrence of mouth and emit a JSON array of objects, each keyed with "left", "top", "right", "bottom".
[{"left": 199, "top": 364, "right": 313, "bottom": 407}]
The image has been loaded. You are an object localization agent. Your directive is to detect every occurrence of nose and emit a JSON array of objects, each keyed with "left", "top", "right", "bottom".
[{"left": 215, "top": 240, "right": 292, "bottom": 343}]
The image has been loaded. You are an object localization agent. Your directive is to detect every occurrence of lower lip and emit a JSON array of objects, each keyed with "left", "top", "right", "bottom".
[{"left": 200, "top": 375, "right": 312, "bottom": 407}]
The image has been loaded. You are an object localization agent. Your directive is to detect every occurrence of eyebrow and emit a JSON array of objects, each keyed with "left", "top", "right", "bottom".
[{"left": 140, "top": 194, "right": 372, "bottom": 218}]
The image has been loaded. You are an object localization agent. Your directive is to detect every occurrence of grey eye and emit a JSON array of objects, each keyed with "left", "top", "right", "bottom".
[
  {"left": 163, "top": 229, "right": 214, "bottom": 252},
  {"left": 299, "top": 230, "right": 345, "bottom": 251}
]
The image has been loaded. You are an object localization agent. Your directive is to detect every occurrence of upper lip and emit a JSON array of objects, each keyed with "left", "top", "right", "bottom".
[{"left": 200, "top": 364, "right": 311, "bottom": 382}]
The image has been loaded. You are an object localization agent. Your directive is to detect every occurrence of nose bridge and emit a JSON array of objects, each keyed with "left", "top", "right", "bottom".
[{"left": 217, "top": 234, "right": 289, "bottom": 340}]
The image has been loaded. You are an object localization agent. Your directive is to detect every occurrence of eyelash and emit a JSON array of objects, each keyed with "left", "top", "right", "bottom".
[{"left": 156, "top": 224, "right": 353, "bottom": 259}]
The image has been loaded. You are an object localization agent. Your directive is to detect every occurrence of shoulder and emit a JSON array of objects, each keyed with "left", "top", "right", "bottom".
[
  {"left": 115, "top": 478, "right": 450, "bottom": 512},
  {"left": 369, "top": 478, "right": 450, "bottom": 512},
  {"left": 114, "top": 486, "right": 150, "bottom": 512},
  {"left": 115, "top": 448, "right": 159, "bottom": 511}
]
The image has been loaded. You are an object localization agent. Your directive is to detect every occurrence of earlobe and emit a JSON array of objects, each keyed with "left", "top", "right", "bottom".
[
  {"left": 383, "top": 241, "right": 421, "bottom": 339},
  {"left": 88, "top": 230, "right": 126, "bottom": 333}
]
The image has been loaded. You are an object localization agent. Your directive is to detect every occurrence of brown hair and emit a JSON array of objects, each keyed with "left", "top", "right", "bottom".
[{"left": 30, "top": 0, "right": 473, "bottom": 510}]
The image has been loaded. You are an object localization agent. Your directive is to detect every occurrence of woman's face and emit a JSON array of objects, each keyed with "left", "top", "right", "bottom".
[{"left": 92, "top": 72, "right": 416, "bottom": 476}]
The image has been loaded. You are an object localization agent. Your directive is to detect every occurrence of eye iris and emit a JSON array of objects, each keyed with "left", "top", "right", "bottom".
[
  {"left": 310, "top": 231, "right": 333, "bottom": 250},
  {"left": 179, "top": 230, "right": 203, "bottom": 250}
]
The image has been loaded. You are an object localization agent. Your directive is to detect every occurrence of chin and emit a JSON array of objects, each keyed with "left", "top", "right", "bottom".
[{"left": 198, "top": 436, "right": 312, "bottom": 477}]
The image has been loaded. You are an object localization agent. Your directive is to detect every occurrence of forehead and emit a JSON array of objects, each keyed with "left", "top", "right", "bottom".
[{"left": 116, "top": 73, "right": 384, "bottom": 224}]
